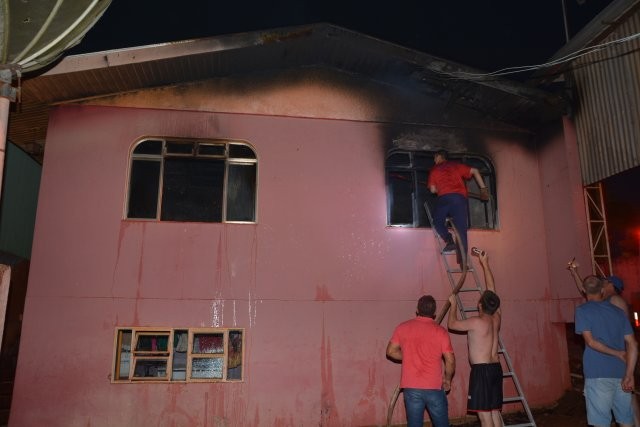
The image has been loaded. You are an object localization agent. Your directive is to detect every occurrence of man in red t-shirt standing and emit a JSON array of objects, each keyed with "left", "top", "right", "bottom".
[
  {"left": 387, "top": 295, "right": 456, "bottom": 427},
  {"left": 427, "top": 149, "right": 489, "bottom": 254}
]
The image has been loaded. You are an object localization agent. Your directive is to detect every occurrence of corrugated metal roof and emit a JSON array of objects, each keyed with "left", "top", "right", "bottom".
[
  {"left": 573, "top": 6, "right": 640, "bottom": 184},
  {"left": 8, "top": 23, "right": 566, "bottom": 162},
  {"left": 534, "top": 0, "right": 640, "bottom": 184}
]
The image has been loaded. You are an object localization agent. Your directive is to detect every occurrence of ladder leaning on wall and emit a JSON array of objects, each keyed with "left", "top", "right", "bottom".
[{"left": 424, "top": 201, "right": 537, "bottom": 427}]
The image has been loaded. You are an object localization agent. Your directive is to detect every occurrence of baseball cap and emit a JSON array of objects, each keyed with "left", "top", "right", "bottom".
[{"left": 607, "top": 275, "right": 624, "bottom": 292}]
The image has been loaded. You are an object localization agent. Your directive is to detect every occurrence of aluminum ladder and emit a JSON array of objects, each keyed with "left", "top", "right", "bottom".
[{"left": 424, "top": 201, "right": 536, "bottom": 427}]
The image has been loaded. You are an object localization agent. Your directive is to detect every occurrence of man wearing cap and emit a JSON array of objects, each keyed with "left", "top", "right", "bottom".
[
  {"left": 568, "top": 261, "right": 639, "bottom": 426},
  {"left": 605, "top": 275, "right": 629, "bottom": 313},
  {"left": 575, "top": 275, "right": 638, "bottom": 427},
  {"left": 567, "top": 260, "right": 629, "bottom": 314},
  {"left": 427, "top": 149, "right": 489, "bottom": 254}
]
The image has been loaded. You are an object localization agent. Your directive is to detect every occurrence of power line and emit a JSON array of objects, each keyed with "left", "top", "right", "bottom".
[{"left": 437, "top": 31, "right": 640, "bottom": 81}]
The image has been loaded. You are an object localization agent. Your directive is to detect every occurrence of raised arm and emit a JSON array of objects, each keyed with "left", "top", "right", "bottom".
[
  {"left": 447, "top": 294, "right": 475, "bottom": 331},
  {"left": 470, "top": 168, "right": 486, "bottom": 188},
  {"left": 470, "top": 168, "right": 489, "bottom": 200},
  {"left": 427, "top": 171, "right": 438, "bottom": 194},
  {"left": 477, "top": 251, "right": 495, "bottom": 293},
  {"left": 567, "top": 258, "right": 585, "bottom": 296}
]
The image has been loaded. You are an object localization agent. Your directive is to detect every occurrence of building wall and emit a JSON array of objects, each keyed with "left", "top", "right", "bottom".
[
  {"left": 0, "top": 142, "right": 41, "bottom": 260},
  {"left": 10, "top": 99, "right": 585, "bottom": 426}
]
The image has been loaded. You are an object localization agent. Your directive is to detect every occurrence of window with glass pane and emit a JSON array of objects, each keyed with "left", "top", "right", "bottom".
[
  {"left": 126, "top": 138, "right": 257, "bottom": 223},
  {"left": 131, "top": 331, "right": 171, "bottom": 381},
  {"left": 114, "top": 330, "right": 132, "bottom": 380},
  {"left": 171, "top": 330, "right": 188, "bottom": 381},
  {"left": 113, "top": 327, "right": 244, "bottom": 383},
  {"left": 127, "top": 160, "right": 161, "bottom": 219},
  {"left": 190, "top": 331, "right": 224, "bottom": 380},
  {"left": 386, "top": 150, "right": 497, "bottom": 229},
  {"left": 227, "top": 163, "right": 256, "bottom": 221},
  {"left": 191, "top": 357, "right": 224, "bottom": 379},
  {"left": 227, "top": 330, "right": 243, "bottom": 380}
]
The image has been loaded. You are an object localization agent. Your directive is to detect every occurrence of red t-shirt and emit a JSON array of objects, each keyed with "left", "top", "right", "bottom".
[
  {"left": 427, "top": 161, "right": 472, "bottom": 197},
  {"left": 390, "top": 316, "right": 454, "bottom": 389}
]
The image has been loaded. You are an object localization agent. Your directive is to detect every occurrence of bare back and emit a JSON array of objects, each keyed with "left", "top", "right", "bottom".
[
  {"left": 447, "top": 251, "right": 502, "bottom": 364},
  {"left": 609, "top": 294, "right": 630, "bottom": 315},
  {"left": 467, "top": 311, "right": 501, "bottom": 364}
]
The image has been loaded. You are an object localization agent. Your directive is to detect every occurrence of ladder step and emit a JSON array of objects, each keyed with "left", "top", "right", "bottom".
[
  {"left": 458, "top": 287, "right": 481, "bottom": 292},
  {"left": 503, "top": 396, "right": 524, "bottom": 403},
  {"left": 503, "top": 371, "right": 514, "bottom": 378},
  {"left": 462, "top": 307, "right": 479, "bottom": 313},
  {"left": 445, "top": 267, "right": 475, "bottom": 273},
  {"left": 504, "top": 423, "right": 535, "bottom": 427}
]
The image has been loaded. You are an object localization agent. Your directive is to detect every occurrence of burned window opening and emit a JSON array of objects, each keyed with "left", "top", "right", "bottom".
[{"left": 386, "top": 150, "right": 497, "bottom": 229}]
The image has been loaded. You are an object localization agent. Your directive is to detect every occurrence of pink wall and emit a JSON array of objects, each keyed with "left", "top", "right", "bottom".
[
  {"left": 539, "top": 118, "right": 592, "bottom": 306},
  {"left": 10, "top": 104, "right": 586, "bottom": 426}
]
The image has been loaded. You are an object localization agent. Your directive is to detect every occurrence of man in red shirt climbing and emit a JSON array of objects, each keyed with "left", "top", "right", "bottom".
[{"left": 428, "top": 149, "right": 489, "bottom": 254}]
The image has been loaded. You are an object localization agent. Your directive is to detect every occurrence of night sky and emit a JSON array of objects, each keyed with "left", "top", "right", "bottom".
[{"left": 71, "top": 0, "right": 615, "bottom": 73}]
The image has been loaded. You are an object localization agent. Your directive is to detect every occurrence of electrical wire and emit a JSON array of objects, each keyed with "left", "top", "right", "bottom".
[{"left": 437, "top": 31, "right": 640, "bottom": 81}]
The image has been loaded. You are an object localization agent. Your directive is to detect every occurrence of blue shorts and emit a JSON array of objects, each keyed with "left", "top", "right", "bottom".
[{"left": 584, "top": 377, "right": 633, "bottom": 426}]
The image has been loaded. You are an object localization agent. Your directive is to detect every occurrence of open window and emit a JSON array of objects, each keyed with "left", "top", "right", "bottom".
[
  {"left": 113, "top": 327, "right": 244, "bottom": 383},
  {"left": 126, "top": 138, "right": 257, "bottom": 223},
  {"left": 131, "top": 330, "right": 171, "bottom": 381},
  {"left": 386, "top": 150, "right": 497, "bottom": 229}
]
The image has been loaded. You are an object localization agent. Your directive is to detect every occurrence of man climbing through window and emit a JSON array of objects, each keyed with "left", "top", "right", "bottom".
[
  {"left": 428, "top": 149, "right": 489, "bottom": 254},
  {"left": 447, "top": 248, "right": 502, "bottom": 427}
]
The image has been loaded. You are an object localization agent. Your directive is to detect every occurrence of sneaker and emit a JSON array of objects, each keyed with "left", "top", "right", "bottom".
[{"left": 442, "top": 242, "right": 457, "bottom": 253}]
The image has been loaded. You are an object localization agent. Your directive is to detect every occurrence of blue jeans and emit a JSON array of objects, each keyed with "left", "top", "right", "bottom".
[
  {"left": 403, "top": 388, "right": 449, "bottom": 427},
  {"left": 434, "top": 193, "right": 469, "bottom": 253},
  {"left": 584, "top": 377, "right": 633, "bottom": 426}
]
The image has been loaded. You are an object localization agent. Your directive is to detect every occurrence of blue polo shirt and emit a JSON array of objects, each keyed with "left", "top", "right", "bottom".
[{"left": 575, "top": 300, "right": 633, "bottom": 378}]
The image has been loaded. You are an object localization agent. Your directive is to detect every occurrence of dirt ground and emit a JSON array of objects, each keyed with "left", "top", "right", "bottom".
[
  {"left": 448, "top": 388, "right": 588, "bottom": 426},
  {"left": 447, "top": 325, "right": 590, "bottom": 427},
  {"left": 525, "top": 390, "right": 588, "bottom": 427}
]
